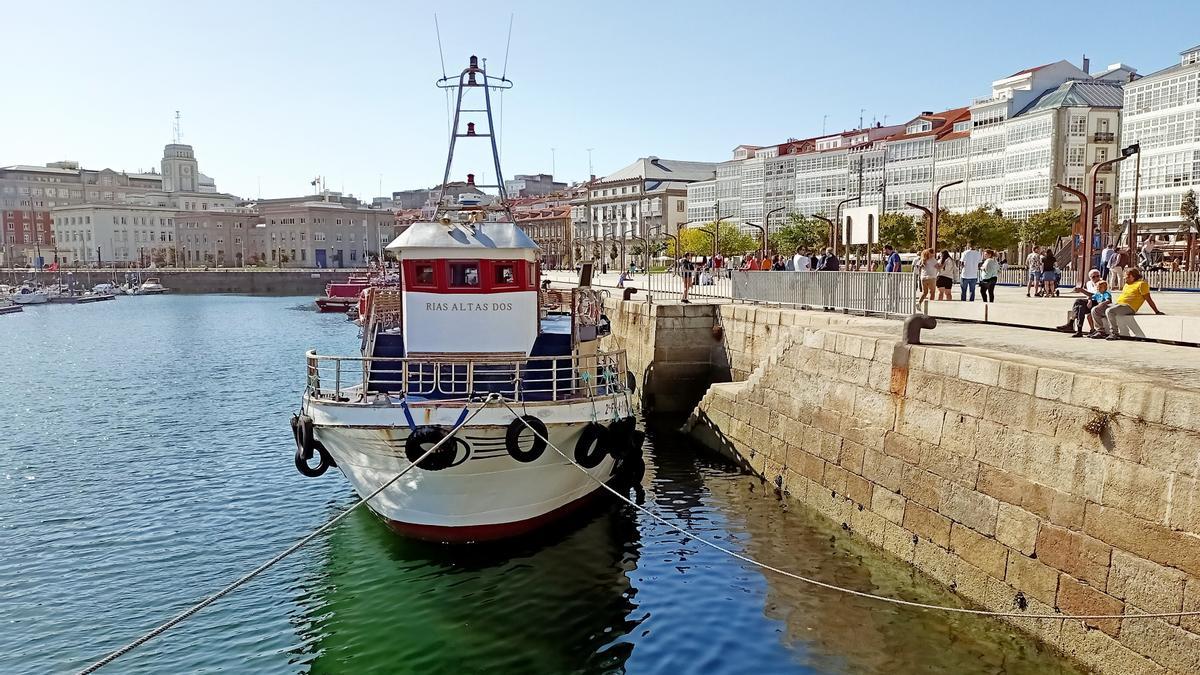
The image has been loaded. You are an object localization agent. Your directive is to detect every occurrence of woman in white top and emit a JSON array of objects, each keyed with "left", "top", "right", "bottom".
[{"left": 918, "top": 248, "right": 938, "bottom": 304}]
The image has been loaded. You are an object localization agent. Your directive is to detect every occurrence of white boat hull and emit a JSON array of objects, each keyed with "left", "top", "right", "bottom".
[
  {"left": 11, "top": 293, "right": 48, "bottom": 305},
  {"left": 303, "top": 395, "right": 637, "bottom": 542}
]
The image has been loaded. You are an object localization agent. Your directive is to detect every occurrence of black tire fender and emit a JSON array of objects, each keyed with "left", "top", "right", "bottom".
[
  {"left": 404, "top": 425, "right": 466, "bottom": 471},
  {"left": 574, "top": 422, "right": 609, "bottom": 469},
  {"left": 295, "top": 440, "right": 333, "bottom": 478},
  {"left": 506, "top": 416, "right": 548, "bottom": 463}
]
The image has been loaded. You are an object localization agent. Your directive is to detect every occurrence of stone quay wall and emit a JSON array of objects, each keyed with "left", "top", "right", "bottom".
[
  {"left": 2, "top": 269, "right": 349, "bottom": 295},
  {"left": 686, "top": 304, "right": 1200, "bottom": 674},
  {"left": 599, "top": 299, "right": 723, "bottom": 414}
]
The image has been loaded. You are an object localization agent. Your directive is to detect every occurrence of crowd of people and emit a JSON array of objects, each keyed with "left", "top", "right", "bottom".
[
  {"left": 916, "top": 244, "right": 1003, "bottom": 304},
  {"left": 1053, "top": 267, "right": 1164, "bottom": 340}
]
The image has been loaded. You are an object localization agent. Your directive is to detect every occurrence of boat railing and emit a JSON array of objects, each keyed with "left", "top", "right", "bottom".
[{"left": 305, "top": 349, "right": 630, "bottom": 403}]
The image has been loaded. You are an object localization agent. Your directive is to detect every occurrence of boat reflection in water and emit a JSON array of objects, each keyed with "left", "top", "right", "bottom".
[{"left": 297, "top": 494, "right": 642, "bottom": 673}]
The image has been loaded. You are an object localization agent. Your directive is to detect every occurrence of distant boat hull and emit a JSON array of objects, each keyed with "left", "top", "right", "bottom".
[
  {"left": 0, "top": 304, "right": 22, "bottom": 315},
  {"left": 314, "top": 296, "right": 357, "bottom": 312},
  {"left": 11, "top": 293, "right": 48, "bottom": 305}
]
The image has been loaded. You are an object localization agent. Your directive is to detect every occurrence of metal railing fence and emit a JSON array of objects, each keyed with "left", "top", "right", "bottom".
[
  {"left": 305, "top": 349, "right": 629, "bottom": 403},
  {"left": 730, "top": 270, "right": 916, "bottom": 318}
]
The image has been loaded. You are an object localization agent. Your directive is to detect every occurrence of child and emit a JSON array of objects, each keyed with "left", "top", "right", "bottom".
[{"left": 1081, "top": 281, "right": 1112, "bottom": 338}]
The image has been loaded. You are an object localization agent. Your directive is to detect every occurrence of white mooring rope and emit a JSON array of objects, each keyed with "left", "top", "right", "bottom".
[
  {"left": 78, "top": 394, "right": 500, "bottom": 674},
  {"left": 494, "top": 397, "right": 1200, "bottom": 623}
]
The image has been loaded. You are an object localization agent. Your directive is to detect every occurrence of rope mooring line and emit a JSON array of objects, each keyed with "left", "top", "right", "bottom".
[
  {"left": 78, "top": 394, "right": 500, "bottom": 675},
  {"left": 495, "top": 397, "right": 1200, "bottom": 623}
]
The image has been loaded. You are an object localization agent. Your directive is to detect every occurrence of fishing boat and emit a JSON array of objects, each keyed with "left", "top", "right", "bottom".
[
  {"left": 314, "top": 275, "right": 372, "bottom": 313},
  {"left": 292, "top": 55, "right": 643, "bottom": 543}
]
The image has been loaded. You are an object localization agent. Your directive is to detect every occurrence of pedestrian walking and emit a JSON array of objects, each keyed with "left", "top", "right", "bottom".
[
  {"left": 936, "top": 251, "right": 956, "bottom": 301},
  {"left": 960, "top": 243, "right": 981, "bottom": 301},
  {"left": 1041, "top": 247, "right": 1058, "bottom": 297},
  {"left": 979, "top": 249, "right": 999, "bottom": 303},
  {"left": 1025, "top": 248, "right": 1041, "bottom": 297},
  {"left": 883, "top": 244, "right": 902, "bottom": 273},
  {"left": 918, "top": 248, "right": 937, "bottom": 305}
]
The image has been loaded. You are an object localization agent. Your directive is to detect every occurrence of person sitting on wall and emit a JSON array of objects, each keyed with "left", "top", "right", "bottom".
[
  {"left": 1089, "top": 268, "right": 1164, "bottom": 340},
  {"left": 1056, "top": 269, "right": 1103, "bottom": 336}
]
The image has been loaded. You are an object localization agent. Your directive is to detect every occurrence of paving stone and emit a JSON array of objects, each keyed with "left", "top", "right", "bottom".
[
  {"left": 1085, "top": 504, "right": 1200, "bottom": 578},
  {"left": 995, "top": 503, "right": 1041, "bottom": 556},
  {"left": 903, "top": 502, "right": 951, "bottom": 547},
  {"left": 1108, "top": 550, "right": 1187, "bottom": 624},
  {"left": 871, "top": 486, "right": 906, "bottom": 525},
  {"left": 1119, "top": 618, "right": 1200, "bottom": 674},
  {"left": 1006, "top": 552, "right": 1060, "bottom": 606},
  {"left": 1036, "top": 523, "right": 1112, "bottom": 588},
  {"left": 1057, "top": 573, "right": 1124, "bottom": 637},
  {"left": 949, "top": 523, "right": 1008, "bottom": 579}
]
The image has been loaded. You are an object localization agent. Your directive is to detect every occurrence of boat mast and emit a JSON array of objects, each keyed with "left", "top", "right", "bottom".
[{"left": 434, "top": 55, "right": 514, "bottom": 221}]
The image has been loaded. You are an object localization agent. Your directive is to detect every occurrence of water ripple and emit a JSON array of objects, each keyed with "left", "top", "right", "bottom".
[{"left": 0, "top": 296, "right": 1080, "bottom": 674}]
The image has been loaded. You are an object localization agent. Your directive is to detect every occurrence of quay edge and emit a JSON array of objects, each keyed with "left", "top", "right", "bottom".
[{"left": 600, "top": 297, "right": 1200, "bottom": 675}]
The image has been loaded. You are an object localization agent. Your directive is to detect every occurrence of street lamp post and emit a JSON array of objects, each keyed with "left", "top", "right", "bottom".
[
  {"left": 905, "top": 202, "right": 934, "bottom": 251},
  {"left": 834, "top": 197, "right": 860, "bottom": 261},
  {"left": 930, "top": 180, "right": 964, "bottom": 259},
  {"left": 764, "top": 206, "right": 786, "bottom": 256},
  {"left": 1055, "top": 182, "right": 1088, "bottom": 286},
  {"left": 743, "top": 221, "right": 766, "bottom": 259},
  {"left": 1088, "top": 144, "right": 1139, "bottom": 281},
  {"left": 811, "top": 214, "right": 834, "bottom": 265}
]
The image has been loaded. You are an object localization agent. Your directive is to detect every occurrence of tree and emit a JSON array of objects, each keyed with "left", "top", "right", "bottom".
[
  {"left": 768, "top": 213, "right": 830, "bottom": 254},
  {"left": 668, "top": 221, "right": 756, "bottom": 257},
  {"left": 938, "top": 207, "right": 1018, "bottom": 251},
  {"left": 877, "top": 213, "right": 921, "bottom": 252},
  {"left": 1018, "top": 208, "right": 1077, "bottom": 248},
  {"left": 1181, "top": 189, "right": 1199, "bottom": 233}
]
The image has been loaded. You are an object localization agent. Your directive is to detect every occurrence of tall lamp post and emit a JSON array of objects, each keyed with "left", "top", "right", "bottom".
[
  {"left": 1054, "top": 182, "right": 1088, "bottom": 286},
  {"left": 930, "top": 180, "right": 964, "bottom": 258},
  {"left": 834, "top": 197, "right": 860, "bottom": 255},
  {"left": 811, "top": 214, "right": 834, "bottom": 257},
  {"left": 763, "top": 206, "right": 786, "bottom": 256},
  {"left": 1089, "top": 143, "right": 1139, "bottom": 279},
  {"left": 906, "top": 201, "right": 933, "bottom": 251},
  {"left": 742, "top": 221, "right": 765, "bottom": 259}
]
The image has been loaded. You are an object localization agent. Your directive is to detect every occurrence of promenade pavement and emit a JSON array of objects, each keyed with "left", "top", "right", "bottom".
[{"left": 546, "top": 269, "right": 1200, "bottom": 389}]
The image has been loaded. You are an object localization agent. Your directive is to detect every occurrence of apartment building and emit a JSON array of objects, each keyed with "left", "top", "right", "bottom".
[
  {"left": 573, "top": 157, "right": 716, "bottom": 267},
  {"left": 513, "top": 196, "right": 573, "bottom": 268},
  {"left": 253, "top": 194, "right": 396, "bottom": 268},
  {"left": 2, "top": 145, "right": 225, "bottom": 265},
  {"left": 1117, "top": 44, "right": 1200, "bottom": 232},
  {"left": 685, "top": 57, "right": 1135, "bottom": 244}
]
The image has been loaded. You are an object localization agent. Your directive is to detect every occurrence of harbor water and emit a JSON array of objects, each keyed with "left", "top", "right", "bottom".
[{"left": 0, "top": 295, "right": 1081, "bottom": 674}]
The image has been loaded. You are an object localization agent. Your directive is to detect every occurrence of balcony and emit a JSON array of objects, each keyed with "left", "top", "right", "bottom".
[{"left": 1093, "top": 132, "right": 1115, "bottom": 143}]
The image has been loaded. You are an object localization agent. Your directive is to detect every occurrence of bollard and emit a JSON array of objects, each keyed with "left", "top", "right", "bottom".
[
  {"left": 903, "top": 314, "right": 937, "bottom": 345},
  {"left": 622, "top": 288, "right": 638, "bottom": 301}
]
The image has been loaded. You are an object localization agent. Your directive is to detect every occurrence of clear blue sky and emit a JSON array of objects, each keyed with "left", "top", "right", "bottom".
[{"left": 3, "top": 1, "right": 1197, "bottom": 201}]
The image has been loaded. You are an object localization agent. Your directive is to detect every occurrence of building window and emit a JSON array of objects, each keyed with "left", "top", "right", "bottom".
[{"left": 493, "top": 261, "right": 517, "bottom": 287}]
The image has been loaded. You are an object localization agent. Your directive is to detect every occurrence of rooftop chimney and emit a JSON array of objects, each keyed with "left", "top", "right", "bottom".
[
  {"left": 466, "top": 173, "right": 475, "bottom": 186},
  {"left": 1082, "top": 55, "right": 1090, "bottom": 74}
]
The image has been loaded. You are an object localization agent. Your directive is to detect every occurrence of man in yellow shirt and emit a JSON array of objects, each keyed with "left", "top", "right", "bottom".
[{"left": 1090, "top": 268, "right": 1164, "bottom": 340}]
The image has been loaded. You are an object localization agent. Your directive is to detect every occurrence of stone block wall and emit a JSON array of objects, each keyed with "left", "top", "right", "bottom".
[
  {"left": 688, "top": 307, "right": 1200, "bottom": 674},
  {"left": 599, "top": 299, "right": 722, "bottom": 413}
]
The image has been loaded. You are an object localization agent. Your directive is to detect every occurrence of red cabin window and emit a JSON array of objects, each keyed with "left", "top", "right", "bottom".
[
  {"left": 492, "top": 260, "right": 519, "bottom": 288},
  {"left": 448, "top": 261, "right": 480, "bottom": 288},
  {"left": 405, "top": 261, "right": 437, "bottom": 289}
]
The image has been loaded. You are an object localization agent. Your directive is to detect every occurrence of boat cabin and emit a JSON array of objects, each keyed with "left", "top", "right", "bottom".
[{"left": 389, "top": 220, "right": 541, "bottom": 356}]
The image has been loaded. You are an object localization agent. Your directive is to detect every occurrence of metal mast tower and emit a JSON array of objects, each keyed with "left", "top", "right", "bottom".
[{"left": 434, "top": 55, "right": 514, "bottom": 220}]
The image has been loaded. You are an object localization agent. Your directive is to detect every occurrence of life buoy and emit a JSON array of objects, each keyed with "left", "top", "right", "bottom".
[
  {"left": 404, "top": 425, "right": 466, "bottom": 471},
  {"left": 574, "top": 422, "right": 609, "bottom": 469},
  {"left": 506, "top": 415, "right": 547, "bottom": 462}
]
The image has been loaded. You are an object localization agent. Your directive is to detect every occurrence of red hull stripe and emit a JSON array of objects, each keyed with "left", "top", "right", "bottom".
[{"left": 383, "top": 486, "right": 603, "bottom": 543}]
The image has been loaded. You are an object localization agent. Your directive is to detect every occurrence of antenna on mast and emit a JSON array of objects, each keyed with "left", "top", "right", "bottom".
[{"left": 172, "top": 111, "right": 182, "bottom": 143}]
